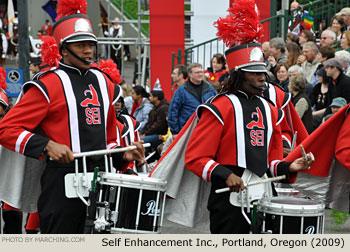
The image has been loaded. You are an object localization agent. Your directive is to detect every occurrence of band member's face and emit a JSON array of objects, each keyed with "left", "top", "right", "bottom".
[
  {"left": 63, "top": 41, "right": 95, "bottom": 70},
  {"left": 242, "top": 71, "right": 266, "bottom": 95}
]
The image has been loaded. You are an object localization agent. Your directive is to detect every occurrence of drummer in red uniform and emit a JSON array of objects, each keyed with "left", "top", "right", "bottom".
[
  {"left": 0, "top": 0, "right": 144, "bottom": 234},
  {"left": 185, "top": 0, "right": 314, "bottom": 234}
]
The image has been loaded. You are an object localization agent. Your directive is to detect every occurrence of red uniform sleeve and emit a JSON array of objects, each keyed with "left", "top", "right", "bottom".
[
  {"left": 0, "top": 86, "right": 50, "bottom": 159},
  {"left": 185, "top": 109, "right": 225, "bottom": 182}
]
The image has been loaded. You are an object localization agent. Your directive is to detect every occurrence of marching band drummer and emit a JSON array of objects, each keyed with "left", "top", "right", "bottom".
[
  {"left": 92, "top": 59, "right": 142, "bottom": 174},
  {"left": 185, "top": 0, "right": 314, "bottom": 234},
  {"left": 0, "top": 0, "right": 144, "bottom": 234}
]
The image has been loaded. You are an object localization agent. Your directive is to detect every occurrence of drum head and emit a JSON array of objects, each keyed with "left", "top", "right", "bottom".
[{"left": 258, "top": 196, "right": 325, "bottom": 216}]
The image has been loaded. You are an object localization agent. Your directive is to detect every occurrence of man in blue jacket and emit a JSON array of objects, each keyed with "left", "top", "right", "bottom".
[{"left": 168, "top": 63, "right": 216, "bottom": 135}]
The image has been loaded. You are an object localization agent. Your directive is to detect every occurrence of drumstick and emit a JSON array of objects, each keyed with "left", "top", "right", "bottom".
[
  {"left": 72, "top": 143, "right": 151, "bottom": 158},
  {"left": 300, "top": 145, "right": 313, "bottom": 169},
  {"left": 300, "top": 144, "right": 307, "bottom": 160},
  {"left": 145, "top": 151, "right": 156, "bottom": 161},
  {"left": 49, "top": 143, "right": 151, "bottom": 160},
  {"left": 215, "top": 175, "right": 286, "bottom": 194}
]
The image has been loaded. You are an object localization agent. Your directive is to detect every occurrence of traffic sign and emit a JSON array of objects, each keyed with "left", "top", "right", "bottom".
[{"left": 6, "top": 69, "right": 24, "bottom": 97}]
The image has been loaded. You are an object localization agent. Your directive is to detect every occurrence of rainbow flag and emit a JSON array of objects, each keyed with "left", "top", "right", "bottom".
[{"left": 303, "top": 13, "right": 314, "bottom": 31}]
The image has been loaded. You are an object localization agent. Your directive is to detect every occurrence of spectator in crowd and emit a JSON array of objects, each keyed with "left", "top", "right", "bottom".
[
  {"left": 27, "top": 56, "right": 42, "bottom": 78},
  {"left": 285, "top": 41, "right": 302, "bottom": 67},
  {"left": 317, "top": 45, "right": 335, "bottom": 66},
  {"left": 120, "top": 81, "right": 133, "bottom": 114},
  {"left": 320, "top": 29, "right": 338, "bottom": 50},
  {"left": 130, "top": 85, "right": 153, "bottom": 131},
  {"left": 41, "top": 19, "right": 52, "bottom": 36},
  {"left": 299, "top": 30, "right": 316, "bottom": 48},
  {"left": 335, "top": 50, "right": 350, "bottom": 76},
  {"left": 210, "top": 81, "right": 222, "bottom": 93},
  {"left": 340, "top": 30, "right": 350, "bottom": 52},
  {"left": 105, "top": 18, "right": 123, "bottom": 71},
  {"left": 140, "top": 88, "right": 169, "bottom": 156},
  {"left": 336, "top": 7, "right": 350, "bottom": 31},
  {"left": 171, "top": 65, "right": 188, "bottom": 88},
  {"left": 268, "top": 37, "right": 287, "bottom": 73},
  {"left": 218, "top": 63, "right": 230, "bottom": 85},
  {"left": 322, "top": 97, "right": 347, "bottom": 123},
  {"left": 288, "top": 1, "right": 303, "bottom": 33},
  {"left": 297, "top": 54, "right": 306, "bottom": 66},
  {"left": 289, "top": 74, "right": 313, "bottom": 133},
  {"left": 310, "top": 67, "right": 331, "bottom": 129},
  {"left": 286, "top": 32, "right": 300, "bottom": 45},
  {"left": 204, "top": 53, "right": 227, "bottom": 83},
  {"left": 273, "top": 63, "right": 289, "bottom": 91},
  {"left": 331, "top": 15, "right": 345, "bottom": 41},
  {"left": 323, "top": 57, "right": 350, "bottom": 103},
  {"left": 316, "top": 20, "right": 327, "bottom": 39},
  {"left": 0, "top": 32, "right": 8, "bottom": 65},
  {"left": 262, "top": 41, "right": 270, "bottom": 65},
  {"left": 301, "top": 41, "right": 320, "bottom": 86},
  {"left": 168, "top": 63, "right": 216, "bottom": 135},
  {"left": 288, "top": 64, "right": 313, "bottom": 97}
]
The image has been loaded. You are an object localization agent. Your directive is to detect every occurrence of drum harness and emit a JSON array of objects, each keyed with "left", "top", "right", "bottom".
[{"left": 61, "top": 143, "right": 151, "bottom": 232}]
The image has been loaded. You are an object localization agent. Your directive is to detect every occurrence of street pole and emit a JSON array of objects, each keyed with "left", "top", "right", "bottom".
[{"left": 17, "top": 0, "right": 30, "bottom": 82}]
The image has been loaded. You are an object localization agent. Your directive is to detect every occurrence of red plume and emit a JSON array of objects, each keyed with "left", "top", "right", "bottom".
[
  {"left": 92, "top": 59, "right": 122, "bottom": 85},
  {"left": 39, "top": 35, "right": 61, "bottom": 68},
  {"left": 56, "top": 0, "right": 87, "bottom": 21},
  {"left": 214, "top": 0, "right": 263, "bottom": 47},
  {"left": 0, "top": 67, "right": 7, "bottom": 91}
]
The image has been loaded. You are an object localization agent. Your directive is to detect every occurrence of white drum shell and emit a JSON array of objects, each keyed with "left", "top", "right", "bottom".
[
  {"left": 98, "top": 172, "right": 167, "bottom": 192},
  {"left": 259, "top": 196, "right": 325, "bottom": 217}
]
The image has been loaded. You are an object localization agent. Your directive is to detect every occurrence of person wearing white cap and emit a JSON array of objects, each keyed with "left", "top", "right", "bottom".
[
  {"left": 185, "top": 0, "right": 314, "bottom": 234},
  {"left": 0, "top": 0, "right": 144, "bottom": 234},
  {"left": 337, "top": 7, "right": 350, "bottom": 30}
]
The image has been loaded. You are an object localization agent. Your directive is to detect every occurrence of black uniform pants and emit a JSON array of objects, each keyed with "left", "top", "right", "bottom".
[{"left": 37, "top": 166, "right": 87, "bottom": 234}]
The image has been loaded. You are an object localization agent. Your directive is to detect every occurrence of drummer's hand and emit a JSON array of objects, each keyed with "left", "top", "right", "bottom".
[
  {"left": 283, "top": 147, "right": 291, "bottom": 158},
  {"left": 45, "top": 140, "right": 74, "bottom": 163},
  {"left": 288, "top": 153, "right": 315, "bottom": 172},
  {"left": 123, "top": 141, "right": 145, "bottom": 164},
  {"left": 225, "top": 173, "right": 245, "bottom": 193}
]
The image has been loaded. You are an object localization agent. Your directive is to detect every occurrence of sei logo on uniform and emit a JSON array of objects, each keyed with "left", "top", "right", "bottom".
[
  {"left": 80, "top": 84, "right": 101, "bottom": 125},
  {"left": 246, "top": 107, "right": 265, "bottom": 146}
]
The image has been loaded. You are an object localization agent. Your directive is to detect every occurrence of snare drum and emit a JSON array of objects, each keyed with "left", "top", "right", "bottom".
[
  {"left": 258, "top": 196, "right": 325, "bottom": 234},
  {"left": 94, "top": 172, "right": 167, "bottom": 233}
]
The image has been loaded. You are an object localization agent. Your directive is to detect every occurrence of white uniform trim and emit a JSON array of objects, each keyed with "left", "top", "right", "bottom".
[
  {"left": 15, "top": 130, "right": 32, "bottom": 153},
  {"left": 260, "top": 97, "right": 273, "bottom": 158},
  {"left": 20, "top": 81, "right": 50, "bottom": 104},
  {"left": 268, "top": 83, "right": 277, "bottom": 106},
  {"left": 90, "top": 69, "right": 110, "bottom": 146},
  {"left": 55, "top": 69, "right": 81, "bottom": 153},
  {"left": 124, "top": 115, "right": 135, "bottom": 143},
  {"left": 196, "top": 104, "right": 224, "bottom": 125},
  {"left": 202, "top": 160, "right": 215, "bottom": 181},
  {"left": 226, "top": 94, "right": 246, "bottom": 168}
]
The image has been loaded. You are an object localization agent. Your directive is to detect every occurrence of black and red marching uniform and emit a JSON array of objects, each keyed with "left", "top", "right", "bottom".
[
  {"left": 0, "top": 62, "right": 122, "bottom": 233},
  {"left": 115, "top": 114, "right": 141, "bottom": 174},
  {"left": 185, "top": 92, "right": 295, "bottom": 233},
  {"left": 264, "top": 83, "right": 308, "bottom": 149}
]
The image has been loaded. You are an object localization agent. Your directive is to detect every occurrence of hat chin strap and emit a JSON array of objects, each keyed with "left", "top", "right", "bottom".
[
  {"left": 238, "top": 70, "right": 265, "bottom": 93},
  {"left": 62, "top": 42, "right": 97, "bottom": 66}
]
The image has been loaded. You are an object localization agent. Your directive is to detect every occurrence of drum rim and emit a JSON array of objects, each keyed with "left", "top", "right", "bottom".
[{"left": 258, "top": 196, "right": 325, "bottom": 215}]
